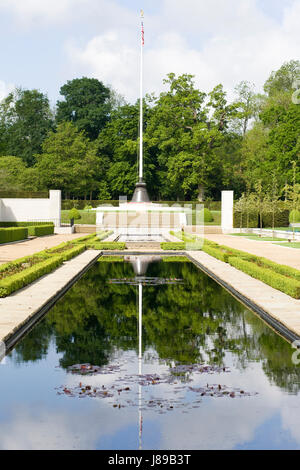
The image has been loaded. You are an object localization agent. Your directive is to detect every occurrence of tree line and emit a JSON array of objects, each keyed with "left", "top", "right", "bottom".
[{"left": 0, "top": 60, "right": 299, "bottom": 201}]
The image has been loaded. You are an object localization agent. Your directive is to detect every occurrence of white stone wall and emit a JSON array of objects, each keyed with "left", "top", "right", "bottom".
[
  {"left": 221, "top": 190, "right": 234, "bottom": 233},
  {"left": 0, "top": 190, "right": 61, "bottom": 227}
]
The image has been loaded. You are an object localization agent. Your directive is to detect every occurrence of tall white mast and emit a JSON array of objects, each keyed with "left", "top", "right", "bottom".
[{"left": 139, "top": 10, "right": 144, "bottom": 180}]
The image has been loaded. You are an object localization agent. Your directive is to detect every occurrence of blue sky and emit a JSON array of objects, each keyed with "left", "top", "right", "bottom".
[{"left": 0, "top": 0, "right": 299, "bottom": 107}]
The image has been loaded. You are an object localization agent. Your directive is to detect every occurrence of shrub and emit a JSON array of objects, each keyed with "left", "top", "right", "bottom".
[
  {"left": 0, "top": 256, "right": 63, "bottom": 297},
  {"left": 199, "top": 208, "right": 213, "bottom": 223},
  {"left": 98, "top": 256, "right": 124, "bottom": 262},
  {"left": 0, "top": 227, "right": 28, "bottom": 244},
  {"left": 289, "top": 209, "right": 300, "bottom": 224},
  {"left": 68, "top": 208, "right": 81, "bottom": 221},
  {"left": 27, "top": 225, "right": 54, "bottom": 237},
  {"left": 262, "top": 209, "right": 289, "bottom": 228},
  {"left": 202, "top": 245, "right": 229, "bottom": 263},
  {"left": 161, "top": 242, "right": 185, "bottom": 250},
  {"left": 0, "top": 241, "right": 89, "bottom": 297},
  {"left": 162, "top": 256, "right": 190, "bottom": 262},
  {"left": 228, "top": 257, "right": 300, "bottom": 299},
  {"left": 233, "top": 210, "right": 258, "bottom": 228},
  {"left": 89, "top": 242, "right": 126, "bottom": 250}
]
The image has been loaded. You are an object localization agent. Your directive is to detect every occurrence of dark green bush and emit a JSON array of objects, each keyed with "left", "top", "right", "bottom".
[
  {"left": 262, "top": 210, "right": 289, "bottom": 228},
  {"left": 233, "top": 211, "right": 258, "bottom": 228},
  {"left": 0, "top": 227, "right": 28, "bottom": 244}
]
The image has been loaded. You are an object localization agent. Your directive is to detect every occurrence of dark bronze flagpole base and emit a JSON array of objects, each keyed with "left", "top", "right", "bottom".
[{"left": 131, "top": 178, "right": 150, "bottom": 203}]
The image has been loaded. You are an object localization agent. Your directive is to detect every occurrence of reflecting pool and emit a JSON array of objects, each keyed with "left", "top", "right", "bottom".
[{"left": 0, "top": 255, "right": 300, "bottom": 450}]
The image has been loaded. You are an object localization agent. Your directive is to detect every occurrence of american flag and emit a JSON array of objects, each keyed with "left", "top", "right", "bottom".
[{"left": 141, "top": 21, "right": 144, "bottom": 46}]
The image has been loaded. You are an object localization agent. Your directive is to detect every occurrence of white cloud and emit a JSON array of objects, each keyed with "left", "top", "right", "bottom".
[
  {"left": 64, "top": 0, "right": 300, "bottom": 102},
  {"left": 0, "top": 0, "right": 299, "bottom": 102},
  {"left": 0, "top": 80, "right": 14, "bottom": 102},
  {"left": 0, "top": 0, "right": 91, "bottom": 26}
]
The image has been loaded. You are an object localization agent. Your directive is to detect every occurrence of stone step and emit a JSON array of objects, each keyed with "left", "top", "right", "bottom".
[{"left": 74, "top": 225, "right": 96, "bottom": 233}]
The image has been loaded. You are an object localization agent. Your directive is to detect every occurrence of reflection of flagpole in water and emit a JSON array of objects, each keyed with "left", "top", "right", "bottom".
[
  {"left": 138, "top": 282, "right": 143, "bottom": 450},
  {"left": 109, "top": 255, "right": 182, "bottom": 451}
]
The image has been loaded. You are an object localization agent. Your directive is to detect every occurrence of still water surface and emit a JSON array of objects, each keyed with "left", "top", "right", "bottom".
[{"left": 0, "top": 256, "right": 300, "bottom": 450}]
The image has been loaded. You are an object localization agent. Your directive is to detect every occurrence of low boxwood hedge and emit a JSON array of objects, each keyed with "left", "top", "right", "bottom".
[
  {"left": 27, "top": 225, "right": 54, "bottom": 237},
  {"left": 228, "top": 257, "right": 300, "bottom": 299},
  {"left": 90, "top": 242, "right": 126, "bottom": 250},
  {"left": 0, "top": 241, "right": 89, "bottom": 297},
  {"left": 161, "top": 242, "right": 185, "bottom": 250},
  {"left": 0, "top": 256, "right": 63, "bottom": 297},
  {"left": 0, "top": 227, "right": 28, "bottom": 244},
  {"left": 202, "top": 244, "right": 229, "bottom": 263}
]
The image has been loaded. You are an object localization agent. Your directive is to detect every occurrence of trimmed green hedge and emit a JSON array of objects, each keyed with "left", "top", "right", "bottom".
[
  {"left": 0, "top": 227, "right": 28, "bottom": 244},
  {"left": 233, "top": 211, "right": 258, "bottom": 228},
  {"left": 89, "top": 242, "right": 126, "bottom": 250},
  {"left": 228, "top": 257, "right": 300, "bottom": 299},
  {"left": 161, "top": 242, "right": 185, "bottom": 250},
  {"left": 202, "top": 244, "right": 229, "bottom": 263},
  {"left": 27, "top": 225, "right": 54, "bottom": 237},
  {"left": 0, "top": 242, "right": 88, "bottom": 297},
  {"left": 98, "top": 256, "right": 124, "bottom": 262},
  {"left": 0, "top": 256, "right": 62, "bottom": 297},
  {"left": 262, "top": 210, "right": 289, "bottom": 228},
  {"left": 0, "top": 221, "right": 54, "bottom": 227},
  {"left": 162, "top": 256, "right": 189, "bottom": 262}
]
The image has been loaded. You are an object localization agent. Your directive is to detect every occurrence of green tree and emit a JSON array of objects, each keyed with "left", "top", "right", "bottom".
[
  {"left": 233, "top": 80, "right": 259, "bottom": 136},
  {"left": 56, "top": 77, "right": 111, "bottom": 140},
  {"left": 0, "top": 156, "right": 27, "bottom": 191},
  {"left": 35, "top": 121, "right": 102, "bottom": 198},
  {"left": 0, "top": 88, "right": 54, "bottom": 165},
  {"left": 264, "top": 60, "right": 300, "bottom": 96}
]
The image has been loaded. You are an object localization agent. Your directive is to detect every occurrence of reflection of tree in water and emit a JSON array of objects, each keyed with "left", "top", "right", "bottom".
[
  {"left": 11, "top": 258, "right": 300, "bottom": 393},
  {"left": 12, "top": 320, "right": 53, "bottom": 363}
]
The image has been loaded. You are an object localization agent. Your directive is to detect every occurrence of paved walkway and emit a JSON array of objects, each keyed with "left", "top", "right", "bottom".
[
  {"left": 203, "top": 234, "right": 300, "bottom": 270},
  {"left": 0, "top": 233, "right": 90, "bottom": 264}
]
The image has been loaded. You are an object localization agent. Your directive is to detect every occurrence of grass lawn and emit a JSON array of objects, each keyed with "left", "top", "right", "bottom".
[
  {"left": 230, "top": 233, "right": 287, "bottom": 242},
  {"left": 190, "top": 210, "right": 221, "bottom": 225},
  {"left": 264, "top": 227, "right": 300, "bottom": 232},
  {"left": 275, "top": 242, "right": 300, "bottom": 249},
  {"left": 61, "top": 210, "right": 96, "bottom": 225}
]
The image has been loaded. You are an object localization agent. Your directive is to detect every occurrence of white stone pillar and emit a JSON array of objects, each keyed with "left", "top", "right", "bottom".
[
  {"left": 221, "top": 190, "right": 234, "bottom": 233},
  {"left": 49, "top": 190, "right": 61, "bottom": 227}
]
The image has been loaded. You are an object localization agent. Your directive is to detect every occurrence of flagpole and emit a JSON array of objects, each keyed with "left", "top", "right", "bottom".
[
  {"left": 139, "top": 11, "right": 144, "bottom": 181},
  {"left": 131, "top": 10, "right": 150, "bottom": 203}
]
